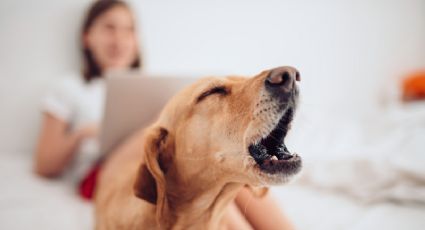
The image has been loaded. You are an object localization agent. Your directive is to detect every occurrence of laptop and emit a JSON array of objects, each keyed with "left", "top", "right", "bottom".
[{"left": 99, "top": 72, "right": 197, "bottom": 155}]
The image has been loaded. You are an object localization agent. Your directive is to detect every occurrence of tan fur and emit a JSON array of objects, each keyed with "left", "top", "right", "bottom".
[{"left": 95, "top": 68, "right": 296, "bottom": 229}]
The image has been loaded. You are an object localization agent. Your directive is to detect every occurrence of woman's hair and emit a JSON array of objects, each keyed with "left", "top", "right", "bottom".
[{"left": 81, "top": 0, "right": 141, "bottom": 82}]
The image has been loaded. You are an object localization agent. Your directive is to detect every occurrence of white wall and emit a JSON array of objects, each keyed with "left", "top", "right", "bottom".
[
  {"left": 136, "top": 0, "right": 425, "bottom": 110},
  {"left": 0, "top": 0, "right": 89, "bottom": 153},
  {"left": 1, "top": 0, "right": 424, "bottom": 153}
]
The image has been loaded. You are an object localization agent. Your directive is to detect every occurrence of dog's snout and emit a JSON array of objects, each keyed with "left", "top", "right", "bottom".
[{"left": 265, "top": 66, "right": 300, "bottom": 93}]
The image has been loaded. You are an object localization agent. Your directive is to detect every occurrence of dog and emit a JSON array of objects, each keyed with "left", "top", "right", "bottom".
[{"left": 95, "top": 66, "right": 302, "bottom": 230}]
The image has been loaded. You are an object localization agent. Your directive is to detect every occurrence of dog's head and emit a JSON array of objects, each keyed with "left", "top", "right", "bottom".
[{"left": 134, "top": 66, "right": 302, "bottom": 205}]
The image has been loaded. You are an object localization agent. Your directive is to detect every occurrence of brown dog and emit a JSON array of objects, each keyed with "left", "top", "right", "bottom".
[{"left": 95, "top": 66, "right": 302, "bottom": 230}]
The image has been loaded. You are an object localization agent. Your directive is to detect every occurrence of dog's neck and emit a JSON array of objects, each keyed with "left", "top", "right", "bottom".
[{"left": 158, "top": 172, "right": 244, "bottom": 230}]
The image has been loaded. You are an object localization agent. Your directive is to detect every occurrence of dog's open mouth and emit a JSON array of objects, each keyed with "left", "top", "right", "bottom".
[{"left": 248, "top": 108, "right": 301, "bottom": 174}]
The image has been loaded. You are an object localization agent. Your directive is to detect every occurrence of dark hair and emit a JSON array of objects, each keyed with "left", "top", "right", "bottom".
[{"left": 81, "top": 0, "right": 141, "bottom": 82}]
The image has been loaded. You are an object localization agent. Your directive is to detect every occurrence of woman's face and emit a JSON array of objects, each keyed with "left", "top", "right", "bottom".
[{"left": 84, "top": 5, "right": 138, "bottom": 72}]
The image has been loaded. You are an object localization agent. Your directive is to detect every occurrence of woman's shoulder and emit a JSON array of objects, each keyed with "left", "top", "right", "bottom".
[
  {"left": 50, "top": 72, "right": 105, "bottom": 97},
  {"left": 52, "top": 72, "right": 86, "bottom": 93},
  {"left": 41, "top": 72, "right": 88, "bottom": 121}
]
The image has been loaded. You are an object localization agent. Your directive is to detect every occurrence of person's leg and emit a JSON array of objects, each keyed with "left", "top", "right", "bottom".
[{"left": 235, "top": 187, "right": 295, "bottom": 230}]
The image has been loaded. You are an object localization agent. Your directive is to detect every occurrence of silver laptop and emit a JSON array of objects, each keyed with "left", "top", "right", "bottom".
[{"left": 99, "top": 72, "right": 197, "bottom": 155}]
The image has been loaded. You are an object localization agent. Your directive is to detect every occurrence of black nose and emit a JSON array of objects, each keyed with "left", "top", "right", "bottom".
[{"left": 265, "top": 66, "right": 300, "bottom": 93}]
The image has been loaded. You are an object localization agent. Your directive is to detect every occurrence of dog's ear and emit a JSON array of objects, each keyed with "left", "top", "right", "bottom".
[
  {"left": 134, "top": 126, "right": 174, "bottom": 205},
  {"left": 244, "top": 185, "right": 269, "bottom": 198}
]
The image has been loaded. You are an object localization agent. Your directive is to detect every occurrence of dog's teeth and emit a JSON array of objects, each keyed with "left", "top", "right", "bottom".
[{"left": 271, "top": 156, "right": 278, "bottom": 161}]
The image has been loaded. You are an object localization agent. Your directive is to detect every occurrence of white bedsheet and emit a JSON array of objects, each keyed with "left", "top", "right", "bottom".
[
  {"left": 287, "top": 101, "right": 425, "bottom": 204},
  {"left": 273, "top": 186, "right": 425, "bottom": 230},
  {"left": 0, "top": 153, "right": 93, "bottom": 230},
  {"left": 271, "top": 101, "right": 425, "bottom": 229}
]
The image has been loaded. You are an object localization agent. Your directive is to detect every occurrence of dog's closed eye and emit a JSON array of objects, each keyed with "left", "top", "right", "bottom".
[{"left": 196, "top": 86, "right": 229, "bottom": 103}]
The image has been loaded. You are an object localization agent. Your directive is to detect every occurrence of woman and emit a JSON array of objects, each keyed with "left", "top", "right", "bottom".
[
  {"left": 34, "top": 1, "right": 294, "bottom": 229},
  {"left": 35, "top": 0, "right": 140, "bottom": 179}
]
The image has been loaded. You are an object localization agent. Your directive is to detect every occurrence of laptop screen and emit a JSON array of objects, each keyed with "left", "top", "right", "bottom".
[{"left": 99, "top": 73, "right": 197, "bottom": 155}]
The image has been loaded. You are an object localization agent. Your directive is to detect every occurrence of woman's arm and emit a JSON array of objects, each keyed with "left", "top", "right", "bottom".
[
  {"left": 34, "top": 113, "right": 97, "bottom": 178},
  {"left": 235, "top": 187, "right": 295, "bottom": 230},
  {"left": 222, "top": 201, "right": 253, "bottom": 230}
]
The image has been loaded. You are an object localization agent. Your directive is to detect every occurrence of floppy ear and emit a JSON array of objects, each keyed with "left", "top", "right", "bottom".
[
  {"left": 134, "top": 126, "right": 174, "bottom": 205},
  {"left": 244, "top": 185, "right": 269, "bottom": 198}
]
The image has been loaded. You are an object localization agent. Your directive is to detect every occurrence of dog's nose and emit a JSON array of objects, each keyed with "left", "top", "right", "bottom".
[{"left": 265, "top": 66, "right": 300, "bottom": 93}]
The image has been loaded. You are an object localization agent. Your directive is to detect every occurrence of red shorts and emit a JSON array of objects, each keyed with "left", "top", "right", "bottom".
[{"left": 78, "top": 162, "right": 102, "bottom": 200}]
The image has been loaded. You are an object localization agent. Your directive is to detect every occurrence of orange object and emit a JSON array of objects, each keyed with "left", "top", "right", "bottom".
[{"left": 402, "top": 71, "right": 425, "bottom": 101}]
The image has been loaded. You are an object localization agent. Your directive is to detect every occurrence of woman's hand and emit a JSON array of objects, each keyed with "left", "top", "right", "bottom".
[
  {"left": 222, "top": 201, "right": 253, "bottom": 230},
  {"left": 34, "top": 114, "right": 99, "bottom": 178},
  {"left": 77, "top": 123, "right": 99, "bottom": 140},
  {"left": 235, "top": 187, "right": 295, "bottom": 230}
]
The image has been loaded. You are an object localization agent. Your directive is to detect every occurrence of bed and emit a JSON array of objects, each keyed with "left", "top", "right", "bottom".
[{"left": 1, "top": 97, "right": 424, "bottom": 230}]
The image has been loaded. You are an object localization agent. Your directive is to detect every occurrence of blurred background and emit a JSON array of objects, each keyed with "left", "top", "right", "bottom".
[{"left": 0, "top": 0, "right": 424, "bottom": 229}]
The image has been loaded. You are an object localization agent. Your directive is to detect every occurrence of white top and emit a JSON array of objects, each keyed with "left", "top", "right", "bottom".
[{"left": 42, "top": 73, "right": 105, "bottom": 184}]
